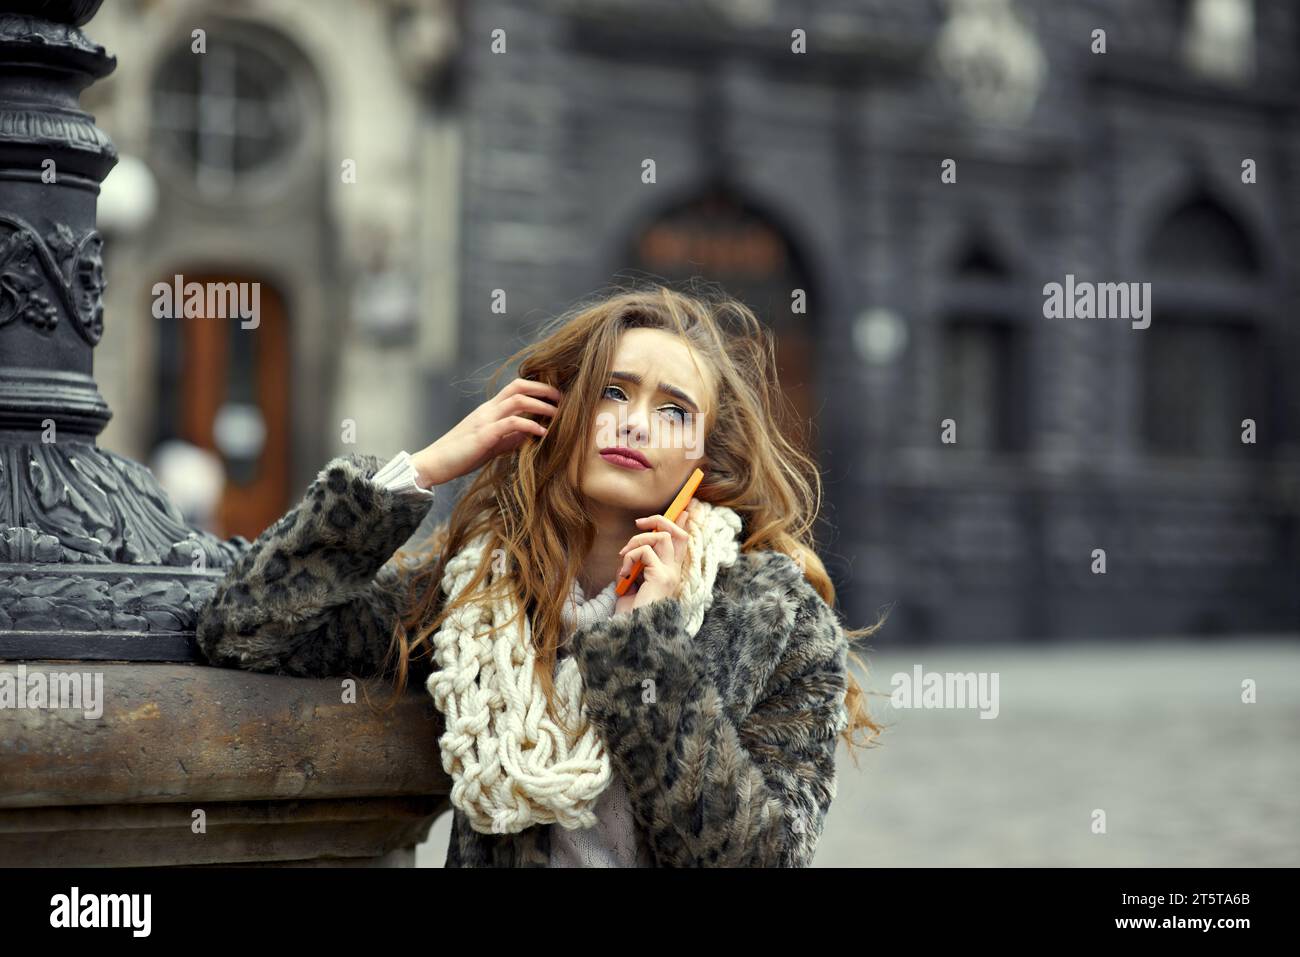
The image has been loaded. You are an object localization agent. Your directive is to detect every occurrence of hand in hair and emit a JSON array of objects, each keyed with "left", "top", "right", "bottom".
[{"left": 410, "top": 377, "right": 561, "bottom": 488}]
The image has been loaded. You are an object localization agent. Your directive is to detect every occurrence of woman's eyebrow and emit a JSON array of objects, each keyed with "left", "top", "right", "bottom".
[{"left": 609, "top": 370, "right": 699, "bottom": 412}]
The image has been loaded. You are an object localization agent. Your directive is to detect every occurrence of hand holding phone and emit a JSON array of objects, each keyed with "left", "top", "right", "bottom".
[{"left": 615, "top": 467, "right": 705, "bottom": 597}]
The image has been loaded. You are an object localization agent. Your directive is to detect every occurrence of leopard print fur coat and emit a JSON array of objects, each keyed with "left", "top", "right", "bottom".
[{"left": 195, "top": 452, "right": 852, "bottom": 867}]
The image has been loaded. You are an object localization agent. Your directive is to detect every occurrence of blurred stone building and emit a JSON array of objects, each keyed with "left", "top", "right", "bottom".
[
  {"left": 85, "top": 0, "right": 1299, "bottom": 642},
  {"left": 86, "top": 0, "right": 461, "bottom": 538}
]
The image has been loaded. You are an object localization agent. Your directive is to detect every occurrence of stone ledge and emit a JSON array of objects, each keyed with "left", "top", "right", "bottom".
[
  {"left": 0, "top": 795, "right": 447, "bottom": 867},
  {"left": 0, "top": 661, "right": 450, "bottom": 865},
  {"left": 0, "top": 662, "right": 448, "bottom": 807}
]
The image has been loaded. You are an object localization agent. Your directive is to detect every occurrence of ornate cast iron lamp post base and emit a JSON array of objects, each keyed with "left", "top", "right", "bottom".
[{"left": 0, "top": 1, "right": 245, "bottom": 661}]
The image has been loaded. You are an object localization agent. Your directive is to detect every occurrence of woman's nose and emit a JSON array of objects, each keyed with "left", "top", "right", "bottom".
[{"left": 622, "top": 407, "right": 650, "bottom": 444}]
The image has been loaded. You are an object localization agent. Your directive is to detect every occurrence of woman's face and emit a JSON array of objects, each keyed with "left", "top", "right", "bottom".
[{"left": 574, "top": 328, "right": 713, "bottom": 518}]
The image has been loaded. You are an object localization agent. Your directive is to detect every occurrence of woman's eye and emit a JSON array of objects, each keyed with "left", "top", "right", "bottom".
[{"left": 602, "top": 385, "right": 685, "bottom": 422}]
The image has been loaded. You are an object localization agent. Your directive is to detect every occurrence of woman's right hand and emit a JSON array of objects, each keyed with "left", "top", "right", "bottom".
[{"left": 410, "top": 377, "right": 562, "bottom": 488}]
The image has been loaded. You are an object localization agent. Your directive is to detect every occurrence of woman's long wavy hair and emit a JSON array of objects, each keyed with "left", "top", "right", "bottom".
[{"left": 375, "top": 281, "right": 887, "bottom": 762}]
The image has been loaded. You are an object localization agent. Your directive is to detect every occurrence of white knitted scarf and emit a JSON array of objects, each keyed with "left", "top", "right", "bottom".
[{"left": 424, "top": 498, "right": 744, "bottom": 835}]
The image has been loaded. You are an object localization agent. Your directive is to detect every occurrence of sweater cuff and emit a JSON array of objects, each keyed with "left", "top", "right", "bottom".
[{"left": 373, "top": 450, "right": 435, "bottom": 498}]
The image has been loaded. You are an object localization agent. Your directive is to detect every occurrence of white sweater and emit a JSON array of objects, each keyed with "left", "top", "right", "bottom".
[{"left": 376, "top": 450, "right": 650, "bottom": 867}]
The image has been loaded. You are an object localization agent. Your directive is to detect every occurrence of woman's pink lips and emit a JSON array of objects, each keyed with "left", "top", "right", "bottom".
[{"left": 599, "top": 451, "right": 651, "bottom": 471}]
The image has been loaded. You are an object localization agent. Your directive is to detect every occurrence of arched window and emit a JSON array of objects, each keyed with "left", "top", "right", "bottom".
[
  {"left": 150, "top": 24, "right": 313, "bottom": 199},
  {"left": 1145, "top": 194, "right": 1260, "bottom": 275},
  {"left": 939, "top": 233, "right": 1026, "bottom": 453},
  {"left": 1140, "top": 191, "right": 1265, "bottom": 458}
]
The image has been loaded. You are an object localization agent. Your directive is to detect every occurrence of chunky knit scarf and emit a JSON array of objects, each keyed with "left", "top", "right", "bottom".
[{"left": 424, "top": 498, "right": 744, "bottom": 835}]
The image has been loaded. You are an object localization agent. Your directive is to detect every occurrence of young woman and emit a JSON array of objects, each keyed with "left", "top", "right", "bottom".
[{"left": 196, "top": 283, "right": 884, "bottom": 868}]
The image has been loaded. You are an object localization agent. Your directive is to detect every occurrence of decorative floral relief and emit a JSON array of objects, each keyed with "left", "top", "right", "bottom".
[
  {"left": 0, "top": 571, "right": 219, "bottom": 635},
  {"left": 0, "top": 442, "right": 247, "bottom": 567},
  {"left": 0, "top": 228, "right": 58, "bottom": 332},
  {"left": 0, "top": 215, "right": 107, "bottom": 344}
]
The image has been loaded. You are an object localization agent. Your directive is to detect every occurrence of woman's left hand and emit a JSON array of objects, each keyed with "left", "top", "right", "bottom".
[{"left": 614, "top": 511, "right": 693, "bottom": 614}]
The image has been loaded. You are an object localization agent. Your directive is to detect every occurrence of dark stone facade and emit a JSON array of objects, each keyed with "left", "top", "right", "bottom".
[{"left": 442, "top": 0, "right": 1299, "bottom": 642}]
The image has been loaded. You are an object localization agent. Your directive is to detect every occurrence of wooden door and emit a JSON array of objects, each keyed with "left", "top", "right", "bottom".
[{"left": 176, "top": 274, "right": 291, "bottom": 540}]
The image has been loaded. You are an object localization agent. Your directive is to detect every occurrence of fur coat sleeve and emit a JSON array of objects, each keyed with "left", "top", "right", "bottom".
[
  {"left": 194, "top": 452, "right": 436, "bottom": 680},
  {"left": 567, "top": 552, "right": 852, "bottom": 868}
]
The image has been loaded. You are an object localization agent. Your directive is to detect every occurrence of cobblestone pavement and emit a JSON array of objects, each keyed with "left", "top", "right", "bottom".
[
  {"left": 416, "top": 639, "right": 1300, "bottom": 867},
  {"left": 818, "top": 639, "right": 1300, "bottom": 867}
]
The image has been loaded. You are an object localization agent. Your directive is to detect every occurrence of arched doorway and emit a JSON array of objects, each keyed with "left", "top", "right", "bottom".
[
  {"left": 625, "top": 183, "right": 820, "bottom": 458},
  {"left": 152, "top": 273, "right": 291, "bottom": 540}
]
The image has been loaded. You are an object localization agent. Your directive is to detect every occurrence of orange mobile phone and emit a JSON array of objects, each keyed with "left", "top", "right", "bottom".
[{"left": 615, "top": 467, "right": 705, "bottom": 597}]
